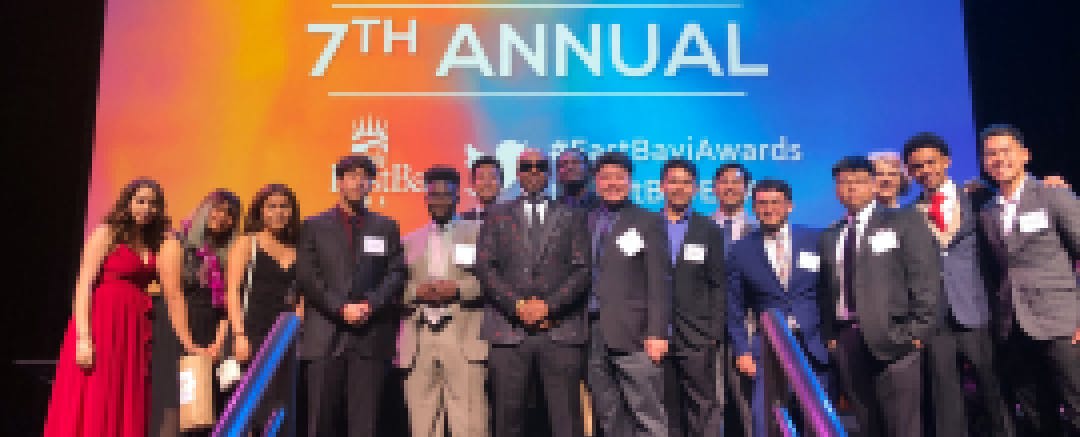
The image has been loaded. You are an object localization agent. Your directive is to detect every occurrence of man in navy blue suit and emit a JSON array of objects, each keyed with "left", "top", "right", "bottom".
[
  {"left": 901, "top": 133, "right": 1014, "bottom": 437},
  {"left": 726, "top": 179, "right": 829, "bottom": 437}
]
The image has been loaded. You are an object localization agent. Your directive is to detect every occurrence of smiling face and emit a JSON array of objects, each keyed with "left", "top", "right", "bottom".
[
  {"left": 129, "top": 186, "right": 160, "bottom": 226},
  {"left": 338, "top": 168, "right": 373, "bottom": 205},
  {"left": 557, "top": 150, "right": 588, "bottom": 186},
  {"left": 834, "top": 169, "right": 876, "bottom": 214},
  {"left": 425, "top": 180, "right": 459, "bottom": 222},
  {"left": 206, "top": 202, "right": 235, "bottom": 235},
  {"left": 713, "top": 168, "right": 747, "bottom": 211},
  {"left": 982, "top": 134, "right": 1029, "bottom": 186},
  {"left": 752, "top": 189, "right": 792, "bottom": 230},
  {"left": 472, "top": 164, "right": 502, "bottom": 204},
  {"left": 905, "top": 147, "right": 951, "bottom": 192},
  {"left": 596, "top": 164, "right": 631, "bottom": 204},
  {"left": 661, "top": 166, "right": 696, "bottom": 211},
  {"left": 262, "top": 193, "right": 293, "bottom": 233},
  {"left": 872, "top": 156, "right": 906, "bottom": 204}
]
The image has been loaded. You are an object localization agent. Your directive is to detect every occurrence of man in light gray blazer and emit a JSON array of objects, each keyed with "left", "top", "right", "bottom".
[
  {"left": 400, "top": 166, "right": 488, "bottom": 437},
  {"left": 978, "top": 125, "right": 1080, "bottom": 436}
]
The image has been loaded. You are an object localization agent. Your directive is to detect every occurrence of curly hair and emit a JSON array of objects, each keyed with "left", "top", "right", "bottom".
[{"left": 103, "top": 177, "right": 170, "bottom": 252}]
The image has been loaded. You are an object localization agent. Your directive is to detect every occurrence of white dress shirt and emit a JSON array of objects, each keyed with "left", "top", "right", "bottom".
[
  {"left": 714, "top": 208, "right": 751, "bottom": 241},
  {"left": 996, "top": 178, "right": 1027, "bottom": 236},
  {"left": 764, "top": 224, "right": 792, "bottom": 288},
  {"left": 524, "top": 200, "right": 547, "bottom": 225}
]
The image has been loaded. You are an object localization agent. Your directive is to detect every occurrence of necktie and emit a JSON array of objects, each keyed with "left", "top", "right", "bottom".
[
  {"left": 929, "top": 192, "right": 947, "bottom": 232},
  {"left": 843, "top": 219, "right": 858, "bottom": 316},
  {"left": 773, "top": 234, "right": 790, "bottom": 287}
]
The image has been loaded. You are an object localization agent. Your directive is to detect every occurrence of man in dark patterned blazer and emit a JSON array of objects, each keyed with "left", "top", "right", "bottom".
[{"left": 476, "top": 148, "right": 592, "bottom": 437}]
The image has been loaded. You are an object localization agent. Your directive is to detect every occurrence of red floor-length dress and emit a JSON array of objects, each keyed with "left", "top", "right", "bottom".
[{"left": 43, "top": 244, "right": 157, "bottom": 437}]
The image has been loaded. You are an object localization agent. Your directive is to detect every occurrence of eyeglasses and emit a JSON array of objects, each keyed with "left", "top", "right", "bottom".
[{"left": 518, "top": 160, "right": 550, "bottom": 173}]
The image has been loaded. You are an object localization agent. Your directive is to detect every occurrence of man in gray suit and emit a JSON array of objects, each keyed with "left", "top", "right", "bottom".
[
  {"left": 978, "top": 125, "right": 1080, "bottom": 436},
  {"left": 297, "top": 155, "right": 407, "bottom": 437},
  {"left": 401, "top": 166, "right": 488, "bottom": 437},
  {"left": 902, "top": 133, "right": 1014, "bottom": 437},
  {"left": 819, "top": 156, "right": 941, "bottom": 437},
  {"left": 587, "top": 152, "right": 672, "bottom": 437},
  {"left": 476, "top": 148, "right": 592, "bottom": 437}
]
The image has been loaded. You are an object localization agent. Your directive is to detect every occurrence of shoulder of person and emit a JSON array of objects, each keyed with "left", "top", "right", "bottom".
[
  {"left": 367, "top": 211, "right": 398, "bottom": 227},
  {"left": 306, "top": 208, "right": 339, "bottom": 224},
  {"left": 1031, "top": 178, "right": 1077, "bottom": 200}
]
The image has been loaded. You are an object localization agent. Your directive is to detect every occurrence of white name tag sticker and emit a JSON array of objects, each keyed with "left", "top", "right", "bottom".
[
  {"left": 616, "top": 228, "right": 645, "bottom": 256},
  {"left": 217, "top": 359, "right": 242, "bottom": 392},
  {"left": 454, "top": 243, "right": 476, "bottom": 266},
  {"left": 798, "top": 251, "right": 821, "bottom": 271},
  {"left": 683, "top": 243, "right": 706, "bottom": 262},
  {"left": 179, "top": 369, "right": 195, "bottom": 405},
  {"left": 1018, "top": 209, "right": 1050, "bottom": 233},
  {"left": 364, "top": 236, "right": 386, "bottom": 255},
  {"left": 869, "top": 229, "right": 899, "bottom": 254}
]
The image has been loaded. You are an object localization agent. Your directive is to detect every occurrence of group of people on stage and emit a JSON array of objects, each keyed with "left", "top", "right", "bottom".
[{"left": 42, "top": 124, "right": 1079, "bottom": 437}]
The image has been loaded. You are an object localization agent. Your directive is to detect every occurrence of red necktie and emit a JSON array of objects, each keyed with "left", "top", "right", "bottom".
[{"left": 928, "top": 192, "right": 947, "bottom": 232}]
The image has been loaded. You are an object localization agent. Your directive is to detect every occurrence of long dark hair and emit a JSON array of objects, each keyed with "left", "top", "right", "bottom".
[
  {"left": 244, "top": 184, "right": 300, "bottom": 245},
  {"left": 103, "top": 177, "right": 170, "bottom": 252}
]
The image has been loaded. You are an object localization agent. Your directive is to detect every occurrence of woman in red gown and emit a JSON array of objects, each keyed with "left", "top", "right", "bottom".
[{"left": 43, "top": 178, "right": 170, "bottom": 437}]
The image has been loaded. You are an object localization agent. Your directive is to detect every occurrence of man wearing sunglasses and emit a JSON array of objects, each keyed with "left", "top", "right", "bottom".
[{"left": 477, "top": 149, "right": 592, "bottom": 437}]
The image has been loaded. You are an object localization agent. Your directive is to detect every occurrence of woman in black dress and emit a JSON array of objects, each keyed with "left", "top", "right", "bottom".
[
  {"left": 151, "top": 189, "right": 242, "bottom": 436},
  {"left": 227, "top": 184, "right": 301, "bottom": 436}
]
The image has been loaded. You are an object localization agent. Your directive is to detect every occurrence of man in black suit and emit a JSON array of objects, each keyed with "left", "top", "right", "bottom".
[
  {"left": 461, "top": 155, "right": 502, "bottom": 222},
  {"left": 818, "top": 156, "right": 941, "bottom": 437},
  {"left": 660, "top": 158, "right": 727, "bottom": 437},
  {"left": 586, "top": 152, "right": 672, "bottom": 437},
  {"left": 476, "top": 148, "right": 592, "bottom": 437},
  {"left": 297, "top": 155, "right": 407, "bottom": 437}
]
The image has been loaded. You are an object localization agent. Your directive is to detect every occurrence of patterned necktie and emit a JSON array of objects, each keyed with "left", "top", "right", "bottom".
[{"left": 772, "top": 234, "right": 790, "bottom": 287}]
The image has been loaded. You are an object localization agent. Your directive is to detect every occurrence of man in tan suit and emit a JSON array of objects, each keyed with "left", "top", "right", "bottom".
[{"left": 400, "top": 166, "right": 489, "bottom": 437}]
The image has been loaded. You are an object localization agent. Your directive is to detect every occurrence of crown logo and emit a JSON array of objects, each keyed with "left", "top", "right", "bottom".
[{"left": 351, "top": 114, "right": 390, "bottom": 156}]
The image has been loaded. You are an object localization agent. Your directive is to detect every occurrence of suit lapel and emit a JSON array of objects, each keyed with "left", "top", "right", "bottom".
[
  {"left": 1007, "top": 183, "right": 1043, "bottom": 253},
  {"left": 414, "top": 225, "right": 431, "bottom": 281},
  {"left": 602, "top": 207, "right": 634, "bottom": 270},
  {"left": 788, "top": 228, "right": 813, "bottom": 290},
  {"left": 751, "top": 231, "right": 783, "bottom": 288},
  {"left": 981, "top": 201, "right": 1006, "bottom": 254},
  {"left": 511, "top": 199, "right": 534, "bottom": 255}
]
